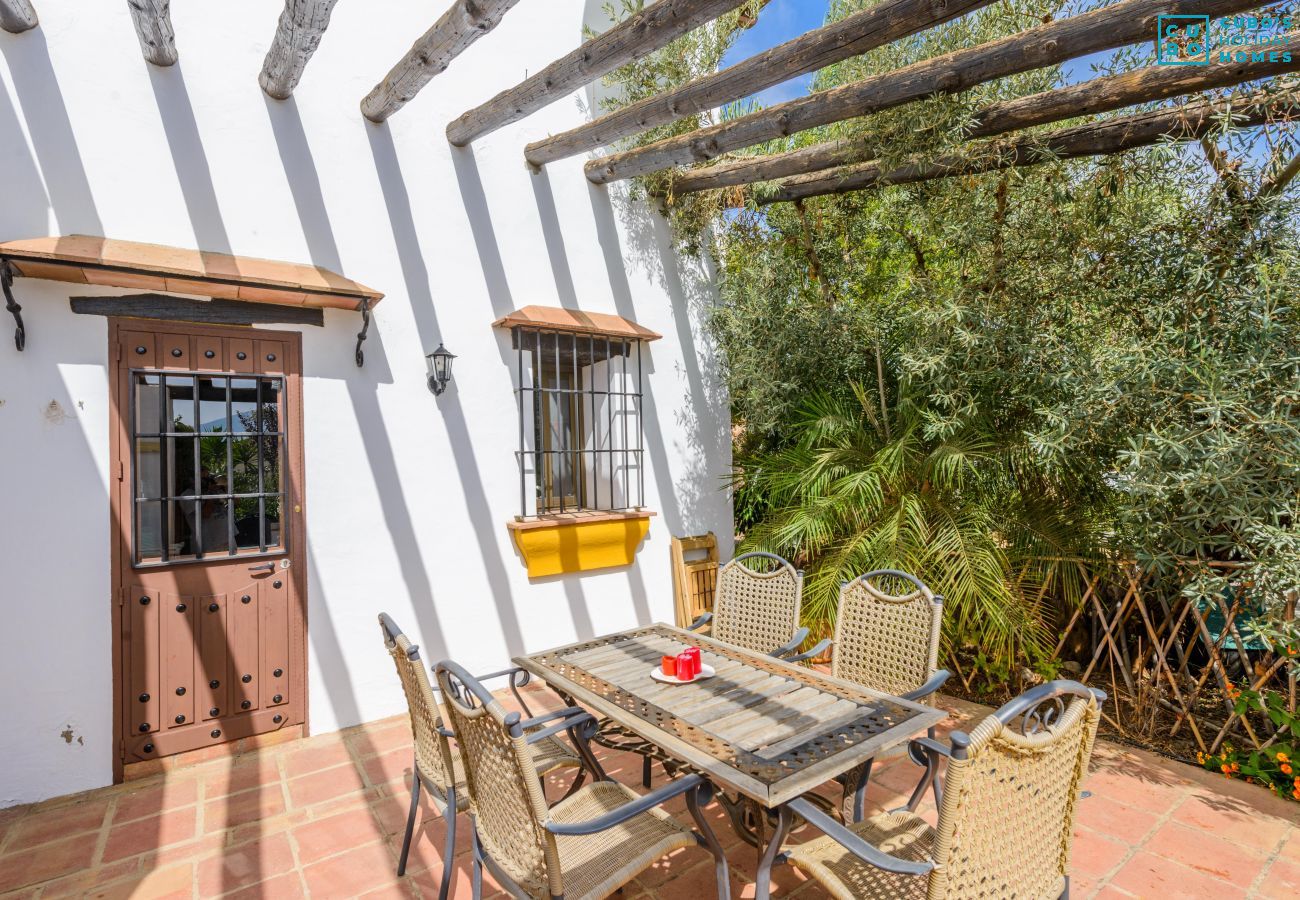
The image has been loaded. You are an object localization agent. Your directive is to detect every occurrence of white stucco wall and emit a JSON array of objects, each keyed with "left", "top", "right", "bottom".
[{"left": 0, "top": 1, "right": 732, "bottom": 808}]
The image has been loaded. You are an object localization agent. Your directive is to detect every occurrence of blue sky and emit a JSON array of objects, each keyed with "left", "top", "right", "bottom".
[
  {"left": 718, "top": 0, "right": 1120, "bottom": 107},
  {"left": 720, "top": 0, "right": 829, "bottom": 105}
]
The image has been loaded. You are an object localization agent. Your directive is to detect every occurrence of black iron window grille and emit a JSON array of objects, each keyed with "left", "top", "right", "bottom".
[
  {"left": 512, "top": 327, "right": 645, "bottom": 518},
  {"left": 129, "top": 370, "right": 285, "bottom": 567}
]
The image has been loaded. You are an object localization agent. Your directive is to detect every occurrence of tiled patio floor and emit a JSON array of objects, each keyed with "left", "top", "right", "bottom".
[{"left": 2, "top": 687, "right": 1297, "bottom": 899}]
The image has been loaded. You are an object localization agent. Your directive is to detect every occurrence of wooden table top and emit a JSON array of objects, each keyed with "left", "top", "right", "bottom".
[{"left": 514, "top": 623, "right": 945, "bottom": 807}]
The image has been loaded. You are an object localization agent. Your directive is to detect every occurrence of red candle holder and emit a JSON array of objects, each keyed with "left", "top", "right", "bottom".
[{"left": 676, "top": 652, "right": 695, "bottom": 682}]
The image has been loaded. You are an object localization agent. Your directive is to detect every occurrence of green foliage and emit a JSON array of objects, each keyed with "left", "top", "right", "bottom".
[
  {"left": 596, "top": 1, "right": 1300, "bottom": 676},
  {"left": 1200, "top": 675, "right": 1300, "bottom": 801},
  {"left": 735, "top": 383, "right": 1096, "bottom": 663}
]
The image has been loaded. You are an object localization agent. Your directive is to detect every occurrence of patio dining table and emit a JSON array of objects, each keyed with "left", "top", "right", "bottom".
[{"left": 513, "top": 623, "right": 945, "bottom": 897}]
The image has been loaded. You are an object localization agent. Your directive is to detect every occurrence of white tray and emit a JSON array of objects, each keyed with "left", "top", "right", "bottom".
[{"left": 650, "top": 663, "right": 716, "bottom": 685}]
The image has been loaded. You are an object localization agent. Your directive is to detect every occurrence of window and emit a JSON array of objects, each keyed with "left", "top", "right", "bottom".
[
  {"left": 511, "top": 327, "right": 645, "bottom": 518},
  {"left": 131, "top": 371, "right": 285, "bottom": 565}
]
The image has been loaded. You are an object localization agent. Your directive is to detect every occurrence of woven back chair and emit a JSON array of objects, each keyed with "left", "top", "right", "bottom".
[
  {"left": 775, "top": 681, "right": 1105, "bottom": 900},
  {"left": 831, "top": 571, "right": 949, "bottom": 820},
  {"left": 833, "top": 570, "right": 942, "bottom": 698},
  {"left": 711, "top": 552, "right": 804, "bottom": 654},
  {"left": 437, "top": 661, "right": 555, "bottom": 896},
  {"left": 436, "top": 660, "right": 731, "bottom": 900},
  {"left": 381, "top": 614, "right": 459, "bottom": 798},
  {"left": 380, "top": 614, "right": 585, "bottom": 899}
]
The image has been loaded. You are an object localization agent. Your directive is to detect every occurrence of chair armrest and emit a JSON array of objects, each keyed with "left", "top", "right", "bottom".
[
  {"left": 688, "top": 612, "right": 713, "bottom": 632},
  {"left": 544, "top": 774, "right": 706, "bottom": 836},
  {"left": 785, "top": 797, "right": 934, "bottom": 876},
  {"left": 908, "top": 736, "right": 952, "bottom": 760},
  {"left": 784, "top": 637, "right": 832, "bottom": 664},
  {"left": 474, "top": 666, "right": 531, "bottom": 687},
  {"left": 900, "top": 670, "right": 950, "bottom": 703},
  {"left": 520, "top": 708, "right": 596, "bottom": 745},
  {"left": 437, "top": 725, "right": 455, "bottom": 739},
  {"left": 771, "top": 627, "right": 810, "bottom": 658}
]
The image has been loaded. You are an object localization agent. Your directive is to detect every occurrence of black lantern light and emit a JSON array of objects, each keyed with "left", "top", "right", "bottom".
[{"left": 426, "top": 343, "right": 456, "bottom": 395}]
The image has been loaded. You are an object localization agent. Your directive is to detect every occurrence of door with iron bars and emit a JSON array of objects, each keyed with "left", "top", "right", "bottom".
[{"left": 110, "top": 320, "right": 306, "bottom": 764}]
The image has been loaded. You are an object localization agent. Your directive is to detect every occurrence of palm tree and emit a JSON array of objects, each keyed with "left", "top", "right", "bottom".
[{"left": 734, "top": 384, "right": 1095, "bottom": 674}]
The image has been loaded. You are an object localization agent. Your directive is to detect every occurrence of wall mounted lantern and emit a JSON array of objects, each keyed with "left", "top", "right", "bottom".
[{"left": 426, "top": 343, "right": 456, "bottom": 396}]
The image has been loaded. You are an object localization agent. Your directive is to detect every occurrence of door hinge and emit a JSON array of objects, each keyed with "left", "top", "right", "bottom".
[
  {"left": 116, "top": 341, "right": 122, "bottom": 361},
  {"left": 117, "top": 461, "right": 125, "bottom": 481}
]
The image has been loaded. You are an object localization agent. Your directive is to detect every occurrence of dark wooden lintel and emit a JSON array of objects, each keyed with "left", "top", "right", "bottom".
[{"left": 69, "top": 294, "right": 325, "bottom": 327}]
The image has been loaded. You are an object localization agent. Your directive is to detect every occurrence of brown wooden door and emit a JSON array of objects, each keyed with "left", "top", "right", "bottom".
[{"left": 110, "top": 320, "right": 306, "bottom": 765}]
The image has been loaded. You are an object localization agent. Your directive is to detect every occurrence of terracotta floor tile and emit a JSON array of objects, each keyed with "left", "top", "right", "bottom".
[
  {"left": 1109, "top": 850, "right": 1249, "bottom": 900},
  {"left": 6, "top": 797, "right": 109, "bottom": 850},
  {"left": 90, "top": 862, "right": 194, "bottom": 900},
  {"left": 291, "top": 808, "right": 386, "bottom": 865},
  {"left": 286, "top": 765, "right": 364, "bottom": 810},
  {"left": 195, "top": 832, "right": 295, "bottom": 894},
  {"left": 300, "top": 841, "right": 398, "bottom": 897},
  {"left": 1075, "top": 792, "right": 1161, "bottom": 845},
  {"left": 362, "top": 747, "right": 417, "bottom": 787},
  {"left": 219, "top": 870, "right": 306, "bottom": 900},
  {"left": 204, "top": 789, "right": 287, "bottom": 834},
  {"left": 346, "top": 723, "right": 412, "bottom": 759},
  {"left": 1070, "top": 826, "right": 1132, "bottom": 878},
  {"left": 114, "top": 778, "right": 200, "bottom": 824},
  {"left": 1257, "top": 856, "right": 1300, "bottom": 899},
  {"left": 102, "top": 807, "right": 198, "bottom": 863},
  {"left": 1082, "top": 767, "right": 1186, "bottom": 818},
  {"left": 202, "top": 759, "right": 284, "bottom": 801},
  {"left": 31, "top": 858, "right": 140, "bottom": 899},
  {"left": 1169, "top": 793, "right": 1292, "bottom": 849},
  {"left": 0, "top": 832, "right": 98, "bottom": 893},
  {"left": 282, "top": 740, "right": 354, "bottom": 780},
  {"left": 1143, "top": 819, "right": 1269, "bottom": 885}
]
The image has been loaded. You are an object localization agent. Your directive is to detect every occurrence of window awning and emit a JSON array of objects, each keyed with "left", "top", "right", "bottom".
[
  {"left": 0, "top": 235, "right": 384, "bottom": 365},
  {"left": 492, "top": 305, "right": 661, "bottom": 341}
]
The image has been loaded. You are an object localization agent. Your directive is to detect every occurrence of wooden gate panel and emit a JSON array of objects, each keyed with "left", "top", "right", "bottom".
[
  {"left": 198, "top": 593, "right": 228, "bottom": 720},
  {"left": 121, "top": 330, "right": 158, "bottom": 368},
  {"left": 261, "top": 575, "right": 290, "bottom": 708},
  {"left": 162, "top": 593, "right": 195, "bottom": 730},
  {"left": 228, "top": 337, "right": 255, "bottom": 374},
  {"left": 229, "top": 581, "right": 261, "bottom": 713},
  {"left": 127, "top": 585, "right": 160, "bottom": 737},
  {"left": 195, "top": 334, "right": 224, "bottom": 370},
  {"left": 158, "top": 333, "right": 191, "bottom": 369}
]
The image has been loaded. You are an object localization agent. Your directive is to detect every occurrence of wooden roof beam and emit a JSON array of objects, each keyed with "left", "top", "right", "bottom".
[
  {"left": 446, "top": 0, "right": 759, "bottom": 146},
  {"left": 0, "top": 0, "right": 38, "bottom": 34},
  {"left": 127, "top": 0, "right": 177, "bottom": 67},
  {"left": 672, "top": 35, "right": 1300, "bottom": 195},
  {"left": 361, "top": 0, "right": 523, "bottom": 123},
  {"left": 584, "top": 0, "right": 1266, "bottom": 185},
  {"left": 260, "top": 0, "right": 340, "bottom": 100},
  {"left": 760, "top": 89, "right": 1300, "bottom": 204},
  {"left": 523, "top": 0, "right": 997, "bottom": 167}
]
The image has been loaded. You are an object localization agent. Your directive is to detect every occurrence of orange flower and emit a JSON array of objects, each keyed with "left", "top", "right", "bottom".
[
  {"left": 1221, "top": 764, "right": 1232, "bottom": 774},
  {"left": 1293, "top": 786, "right": 1300, "bottom": 800},
  {"left": 1278, "top": 752, "right": 1290, "bottom": 763},
  {"left": 1282, "top": 763, "right": 1293, "bottom": 776}
]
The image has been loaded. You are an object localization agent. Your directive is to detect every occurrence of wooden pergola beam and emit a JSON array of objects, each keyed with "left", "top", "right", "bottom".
[
  {"left": 446, "top": 0, "right": 757, "bottom": 146},
  {"left": 760, "top": 90, "right": 1300, "bottom": 204},
  {"left": 671, "top": 38, "right": 1300, "bottom": 195},
  {"left": 260, "top": 1, "right": 340, "bottom": 101},
  {"left": 523, "top": 0, "right": 997, "bottom": 167},
  {"left": 584, "top": 0, "right": 1264, "bottom": 185},
  {"left": 361, "top": 0, "right": 522, "bottom": 123},
  {"left": 127, "top": 0, "right": 177, "bottom": 67},
  {"left": 0, "top": 0, "right": 38, "bottom": 34}
]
